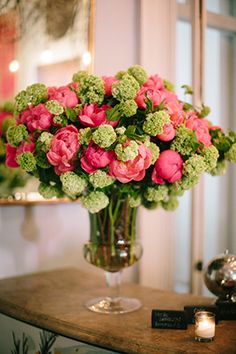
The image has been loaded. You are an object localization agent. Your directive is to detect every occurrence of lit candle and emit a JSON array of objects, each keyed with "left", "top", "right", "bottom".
[{"left": 195, "top": 311, "right": 215, "bottom": 342}]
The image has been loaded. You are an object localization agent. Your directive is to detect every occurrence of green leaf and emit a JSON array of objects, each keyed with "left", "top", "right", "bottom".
[
  {"left": 183, "top": 102, "right": 193, "bottom": 111},
  {"left": 65, "top": 107, "right": 77, "bottom": 122},
  {"left": 181, "top": 84, "right": 193, "bottom": 95},
  {"left": 199, "top": 104, "right": 211, "bottom": 118},
  {"left": 106, "top": 105, "right": 121, "bottom": 121}
]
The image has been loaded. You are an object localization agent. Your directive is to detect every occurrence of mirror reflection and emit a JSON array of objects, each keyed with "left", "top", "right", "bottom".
[{"left": 0, "top": 0, "right": 93, "bottom": 203}]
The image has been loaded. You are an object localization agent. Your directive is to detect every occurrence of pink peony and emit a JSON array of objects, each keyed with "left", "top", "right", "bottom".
[
  {"left": 210, "top": 125, "right": 224, "bottom": 132},
  {"left": 102, "top": 76, "right": 117, "bottom": 96},
  {"left": 6, "top": 140, "right": 36, "bottom": 168},
  {"left": 152, "top": 150, "right": 183, "bottom": 184},
  {"left": 164, "top": 90, "right": 183, "bottom": 115},
  {"left": 48, "top": 86, "right": 79, "bottom": 108},
  {"left": 170, "top": 111, "right": 185, "bottom": 128},
  {"left": 186, "top": 112, "right": 212, "bottom": 147},
  {"left": 135, "top": 86, "right": 164, "bottom": 109},
  {"left": 79, "top": 103, "right": 118, "bottom": 127},
  {"left": 109, "top": 143, "right": 152, "bottom": 183},
  {"left": 47, "top": 125, "right": 80, "bottom": 175},
  {"left": 17, "top": 104, "right": 53, "bottom": 133},
  {"left": 143, "top": 75, "right": 164, "bottom": 90},
  {"left": 157, "top": 123, "right": 176, "bottom": 142},
  {"left": 81, "top": 142, "right": 114, "bottom": 173}
]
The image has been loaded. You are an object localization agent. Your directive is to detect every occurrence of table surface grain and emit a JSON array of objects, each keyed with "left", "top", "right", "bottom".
[{"left": 0, "top": 268, "right": 235, "bottom": 354}]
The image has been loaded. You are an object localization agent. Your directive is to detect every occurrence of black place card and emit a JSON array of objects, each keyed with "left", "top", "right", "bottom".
[
  {"left": 184, "top": 305, "right": 219, "bottom": 324},
  {"left": 217, "top": 302, "right": 236, "bottom": 320},
  {"left": 152, "top": 310, "right": 187, "bottom": 330}
]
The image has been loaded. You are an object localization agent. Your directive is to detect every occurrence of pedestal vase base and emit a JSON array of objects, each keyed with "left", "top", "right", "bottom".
[{"left": 86, "top": 296, "right": 141, "bottom": 314}]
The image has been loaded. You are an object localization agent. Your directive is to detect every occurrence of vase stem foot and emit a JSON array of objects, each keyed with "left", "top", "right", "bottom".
[{"left": 85, "top": 296, "right": 141, "bottom": 314}]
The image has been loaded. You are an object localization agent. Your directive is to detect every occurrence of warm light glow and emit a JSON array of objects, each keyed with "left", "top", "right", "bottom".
[
  {"left": 9, "top": 60, "right": 20, "bottom": 72},
  {"left": 82, "top": 51, "right": 91, "bottom": 67},
  {"left": 40, "top": 49, "right": 53, "bottom": 64}
]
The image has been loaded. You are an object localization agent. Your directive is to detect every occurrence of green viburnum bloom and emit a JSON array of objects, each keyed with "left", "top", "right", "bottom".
[
  {"left": 171, "top": 125, "right": 199, "bottom": 156},
  {"left": 26, "top": 83, "right": 48, "bottom": 106},
  {"left": 46, "top": 100, "right": 64, "bottom": 115},
  {"left": 168, "top": 182, "right": 185, "bottom": 197},
  {"left": 202, "top": 145, "right": 219, "bottom": 172},
  {"left": 6, "top": 124, "right": 28, "bottom": 147},
  {"left": 115, "top": 70, "right": 127, "bottom": 79},
  {"left": 118, "top": 99, "right": 138, "bottom": 117},
  {"left": 127, "top": 65, "right": 148, "bottom": 85},
  {"left": 115, "top": 140, "right": 138, "bottom": 162},
  {"left": 72, "top": 70, "right": 88, "bottom": 83},
  {"left": 53, "top": 115, "right": 67, "bottom": 126},
  {"left": 77, "top": 74, "right": 104, "bottom": 105},
  {"left": 92, "top": 125, "right": 117, "bottom": 148},
  {"left": 37, "top": 132, "right": 53, "bottom": 152},
  {"left": 144, "top": 185, "right": 169, "bottom": 203},
  {"left": 115, "top": 127, "right": 126, "bottom": 135},
  {"left": 161, "top": 196, "right": 179, "bottom": 211},
  {"left": 36, "top": 151, "right": 51, "bottom": 169},
  {"left": 173, "top": 175, "right": 200, "bottom": 192},
  {"left": 89, "top": 170, "right": 114, "bottom": 189},
  {"left": 128, "top": 195, "right": 141, "bottom": 208},
  {"left": 38, "top": 182, "right": 61, "bottom": 199},
  {"left": 225, "top": 143, "right": 236, "bottom": 163},
  {"left": 210, "top": 159, "right": 226, "bottom": 176},
  {"left": 14, "top": 90, "right": 29, "bottom": 114},
  {"left": 183, "top": 154, "right": 206, "bottom": 178},
  {"left": 60, "top": 172, "right": 87, "bottom": 199},
  {"left": 16, "top": 152, "right": 36, "bottom": 172},
  {"left": 2, "top": 101, "right": 14, "bottom": 113},
  {"left": 163, "top": 79, "right": 175, "bottom": 92},
  {"left": 148, "top": 142, "right": 160, "bottom": 164},
  {"left": 79, "top": 128, "right": 92, "bottom": 145},
  {"left": 2, "top": 117, "right": 15, "bottom": 135},
  {"left": 81, "top": 191, "right": 109, "bottom": 213},
  {"left": 0, "top": 139, "right": 5, "bottom": 157},
  {"left": 143, "top": 111, "right": 170, "bottom": 136},
  {"left": 112, "top": 74, "right": 139, "bottom": 101}
]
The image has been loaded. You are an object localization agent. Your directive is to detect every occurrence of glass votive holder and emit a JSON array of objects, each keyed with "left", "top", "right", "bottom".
[{"left": 195, "top": 311, "right": 215, "bottom": 342}]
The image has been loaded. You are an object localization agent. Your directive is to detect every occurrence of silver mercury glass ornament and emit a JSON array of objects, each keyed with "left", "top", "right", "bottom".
[{"left": 204, "top": 250, "right": 236, "bottom": 303}]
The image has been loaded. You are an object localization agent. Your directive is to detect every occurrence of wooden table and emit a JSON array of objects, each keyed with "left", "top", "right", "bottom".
[{"left": 0, "top": 268, "right": 235, "bottom": 353}]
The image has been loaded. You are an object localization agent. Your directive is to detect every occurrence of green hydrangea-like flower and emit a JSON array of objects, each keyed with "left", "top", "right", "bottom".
[
  {"left": 72, "top": 70, "right": 88, "bottom": 83},
  {"left": 161, "top": 196, "right": 179, "bottom": 211},
  {"left": 79, "top": 128, "right": 92, "bottom": 145},
  {"left": 118, "top": 99, "right": 138, "bottom": 117},
  {"left": 128, "top": 195, "right": 141, "bottom": 208},
  {"left": 169, "top": 182, "right": 185, "bottom": 196},
  {"left": 225, "top": 143, "right": 236, "bottom": 163},
  {"left": 149, "top": 142, "right": 160, "bottom": 164},
  {"left": 2, "top": 117, "right": 15, "bottom": 135},
  {"left": 60, "top": 172, "right": 87, "bottom": 199},
  {"left": 202, "top": 145, "right": 219, "bottom": 172},
  {"left": 112, "top": 74, "right": 139, "bottom": 101},
  {"left": 92, "top": 125, "right": 117, "bottom": 148},
  {"left": 127, "top": 65, "right": 148, "bottom": 85},
  {"left": 164, "top": 79, "right": 175, "bottom": 92},
  {"left": 144, "top": 185, "right": 169, "bottom": 202},
  {"left": 14, "top": 90, "right": 29, "bottom": 114},
  {"left": 115, "top": 140, "right": 138, "bottom": 161},
  {"left": 115, "top": 70, "right": 127, "bottom": 79},
  {"left": 143, "top": 111, "right": 170, "bottom": 136},
  {"left": 26, "top": 83, "right": 48, "bottom": 106},
  {"left": 36, "top": 151, "right": 51, "bottom": 169},
  {"left": 38, "top": 182, "right": 61, "bottom": 199},
  {"left": 46, "top": 100, "right": 64, "bottom": 115},
  {"left": 81, "top": 191, "right": 109, "bottom": 213},
  {"left": 6, "top": 124, "right": 28, "bottom": 147},
  {"left": 171, "top": 125, "right": 199, "bottom": 156},
  {"left": 37, "top": 132, "right": 53, "bottom": 152},
  {"left": 2, "top": 101, "right": 14, "bottom": 113},
  {"left": 173, "top": 176, "right": 200, "bottom": 191},
  {"left": 0, "top": 139, "right": 5, "bottom": 157},
  {"left": 53, "top": 115, "right": 68, "bottom": 126},
  {"left": 183, "top": 155, "right": 206, "bottom": 178},
  {"left": 16, "top": 152, "right": 36, "bottom": 172},
  {"left": 115, "top": 127, "right": 126, "bottom": 135},
  {"left": 210, "top": 159, "right": 226, "bottom": 176},
  {"left": 89, "top": 170, "right": 114, "bottom": 188},
  {"left": 77, "top": 75, "right": 104, "bottom": 105}
]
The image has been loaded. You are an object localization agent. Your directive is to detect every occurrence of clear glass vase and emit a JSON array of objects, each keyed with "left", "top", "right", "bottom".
[{"left": 83, "top": 196, "right": 143, "bottom": 314}]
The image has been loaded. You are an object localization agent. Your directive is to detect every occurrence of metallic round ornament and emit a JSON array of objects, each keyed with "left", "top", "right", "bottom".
[{"left": 204, "top": 250, "right": 236, "bottom": 302}]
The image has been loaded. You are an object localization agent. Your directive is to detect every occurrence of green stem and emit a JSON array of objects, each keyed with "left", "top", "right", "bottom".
[
  {"left": 108, "top": 199, "right": 115, "bottom": 256},
  {"left": 130, "top": 207, "right": 137, "bottom": 264}
]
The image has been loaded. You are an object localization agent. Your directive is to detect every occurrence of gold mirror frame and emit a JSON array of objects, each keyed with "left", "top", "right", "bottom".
[{"left": 0, "top": 0, "right": 95, "bottom": 205}]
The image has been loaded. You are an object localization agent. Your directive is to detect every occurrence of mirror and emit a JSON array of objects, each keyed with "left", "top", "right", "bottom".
[{"left": 0, "top": 0, "right": 94, "bottom": 204}]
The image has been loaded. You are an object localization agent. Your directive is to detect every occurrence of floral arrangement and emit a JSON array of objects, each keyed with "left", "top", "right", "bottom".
[
  {"left": 5, "top": 65, "right": 236, "bottom": 212},
  {"left": 0, "top": 102, "right": 28, "bottom": 197}
]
